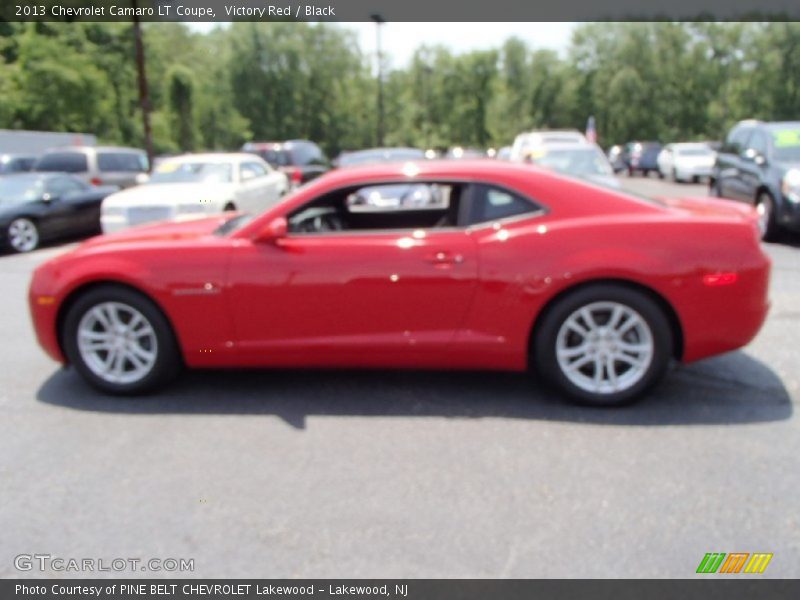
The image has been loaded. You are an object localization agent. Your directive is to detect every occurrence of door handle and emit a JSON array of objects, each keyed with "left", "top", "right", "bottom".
[{"left": 425, "top": 251, "right": 464, "bottom": 265}]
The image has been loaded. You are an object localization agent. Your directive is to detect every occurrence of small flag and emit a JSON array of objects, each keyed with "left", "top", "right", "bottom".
[{"left": 585, "top": 115, "right": 597, "bottom": 144}]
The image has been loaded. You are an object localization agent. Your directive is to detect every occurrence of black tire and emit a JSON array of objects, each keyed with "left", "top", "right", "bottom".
[
  {"left": 223, "top": 202, "right": 237, "bottom": 211},
  {"left": 62, "top": 285, "right": 182, "bottom": 395},
  {"left": 6, "top": 217, "right": 40, "bottom": 253},
  {"left": 533, "top": 284, "right": 673, "bottom": 406},
  {"left": 755, "top": 191, "right": 779, "bottom": 243}
]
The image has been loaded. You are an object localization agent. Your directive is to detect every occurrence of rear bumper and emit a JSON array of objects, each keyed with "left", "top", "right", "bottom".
[{"left": 679, "top": 261, "right": 771, "bottom": 363}]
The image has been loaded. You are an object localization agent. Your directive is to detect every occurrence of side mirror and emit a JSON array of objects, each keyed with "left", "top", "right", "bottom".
[{"left": 254, "top": 216, "right": 288, "bottom": 243}]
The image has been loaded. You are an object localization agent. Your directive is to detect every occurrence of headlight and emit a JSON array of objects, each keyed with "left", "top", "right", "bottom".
[{"left": 782, "top": 169, "right": 800, "bottom": 203}]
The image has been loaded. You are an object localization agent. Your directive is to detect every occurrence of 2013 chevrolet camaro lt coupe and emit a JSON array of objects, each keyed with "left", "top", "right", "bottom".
[{"left": 28, "top": 160, "right": 771, "bottom": 405}]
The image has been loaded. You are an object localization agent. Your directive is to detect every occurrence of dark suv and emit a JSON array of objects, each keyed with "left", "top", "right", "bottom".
[
  {"left": 711, "top": 120, "right": 800, "bottom": 241},
  {"left": 624, "top": 141, "right": 663, "bottom": 177},
  {"left": 241, "top": 140, "right": 329, "bottom": 189}
]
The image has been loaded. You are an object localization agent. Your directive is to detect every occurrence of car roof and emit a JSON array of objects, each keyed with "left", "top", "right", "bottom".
[
  {"left": 157, "top": 152, "right": 255, "bottom": 163},
  {"left": 41, "top": 146, "right": 144, "bottom": 154}
]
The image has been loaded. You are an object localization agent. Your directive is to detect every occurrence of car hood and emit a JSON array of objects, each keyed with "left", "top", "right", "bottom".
[
  {"left": 658, "top": 195, "right": 758, "bottom": 224},
  {"left": 79, "top": 215, "right": 234, "bottom": 250},
  {"left": 102, "top": 182, "right": 234, "bottom": 207}
]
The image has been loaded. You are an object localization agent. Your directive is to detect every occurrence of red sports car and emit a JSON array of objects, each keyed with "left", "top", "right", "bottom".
[{"left": 28, "top": 160, "right": 770, "bottom": 405}]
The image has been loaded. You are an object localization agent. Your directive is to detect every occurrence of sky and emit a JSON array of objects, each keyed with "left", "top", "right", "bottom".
[{"left": 190, "top": 22, "right": 577, "bottom": 67}]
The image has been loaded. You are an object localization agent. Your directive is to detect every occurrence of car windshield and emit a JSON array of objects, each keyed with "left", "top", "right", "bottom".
[
  {"left": 534, "top": 148, "right": 613, "bottom": 176},
  {"left": 770, "top": 128, "right": 800, "bottom": 162},
  {"left": 149, "top": 161, "right": 233, "bottom": 184},
  {"left": 0, "top": 176, "right": 43, "bottom": 204},
  {"left": 676, "top": 146, "right": 713, "bottom": 157}
]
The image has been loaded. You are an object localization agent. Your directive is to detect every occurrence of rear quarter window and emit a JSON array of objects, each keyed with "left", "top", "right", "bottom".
[
  {"left": 97, "top": 152, "right": 148, "bottom": 172},
  {"left": 36, "top": 152, "right": 88, "bottom": 173}
]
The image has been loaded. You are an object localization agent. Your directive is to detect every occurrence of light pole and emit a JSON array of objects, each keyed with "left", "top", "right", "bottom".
[{"left": 371, "top": 13, "right": 385, "bottom": 147}]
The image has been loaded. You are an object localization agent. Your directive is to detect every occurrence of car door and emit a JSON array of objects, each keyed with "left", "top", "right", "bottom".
[
  {"left": 738, "top": 129, "right": 769, "bottom": 202},
  {"left": 39, "top": 176, "right": 95, "bottom": 237},
  {"left": 225, "top": 181, "right": 479, "bottom": 367},
  {"left": 718, "top": 127, "right": 753, "bottom": 200}
]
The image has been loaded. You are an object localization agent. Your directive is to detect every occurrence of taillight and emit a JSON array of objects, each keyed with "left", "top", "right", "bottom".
[
  {"left": 289, "top": 168, "right": 303, "bottom": 185},
  {"left": 703, "top": 273, "right": 738, "bottom": 286},
  {"left": 90, "top": 177, "right": 102, "bottom": 186}
]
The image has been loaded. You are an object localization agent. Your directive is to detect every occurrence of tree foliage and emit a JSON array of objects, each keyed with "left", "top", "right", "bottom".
[{"left": 1, "top": 22, "right": 799, "bottom": 154}]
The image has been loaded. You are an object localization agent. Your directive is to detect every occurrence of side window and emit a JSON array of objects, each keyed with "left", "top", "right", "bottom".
[
  {"left": 746, "top": 130, "right": 769, "bottom": 157},
  {"left": 97, "top": 152, "right": 148, "bottom": 173},
  {"left": 725, "top": 127, "right": 752, "bottom": 155},
  {"left": 468, "top": 184, "right": 540, "bottom": 225},
  {"left": 307, "top": 145, "right": 329, "bottom": 166},
  {"left": 47, "top": 176, "right": 86, "bottom": 196},
  {"left": 35, "top": 152, "right": 88, "bottom": 173},
  {"left": 288, "top": 182, "right": 462, "bottom": 234},
  {"left": 240, "top": 162, "right": 268, "bottom": 181}
]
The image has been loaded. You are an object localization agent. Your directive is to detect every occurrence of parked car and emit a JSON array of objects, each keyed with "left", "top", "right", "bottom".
[
  {"left": 445, "top": 147, "right": 488, "bottom": 159},
  {"left": 510, "top": 130, "right": 587, "bottom": 162},
  {"left": 30, "top": 160, "right": 769, "bottom": 407},
  {"left": 0, "top": 153, "right": 37, "bottom": 174},
  {"left": 525, "top": 142, "right": 620, "bottom": 188},
  {"left": 241, "top": 140, "right": 329, "bottom": 188},
  {"left": 0, "top": 173, "right": 116, "bottom": 253},
  {"left": 34, "top": 146, "right": 149, "bottom": 189},
  {"left": 656, "top": 143, "right": 717, "bottom": 182},
  {"left": 607, "top": 145, "right": 627, "bottom": 173},
  {"left": 101, "top": 153, "right": 288, "bottom": 234},
  {"left": 333, "top": 147, "right": 426, "bottom": 168},
  {"left": 710, "top": 120, "right": 800, "bottom": 241},
  {"left": 624, "top": 142, "right": 663, "bottom": 176}
]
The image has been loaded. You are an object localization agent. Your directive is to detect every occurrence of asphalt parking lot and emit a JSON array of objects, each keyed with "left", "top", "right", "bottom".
[{"left": 1, "top": 176, "right": 798, "bottom": 579}]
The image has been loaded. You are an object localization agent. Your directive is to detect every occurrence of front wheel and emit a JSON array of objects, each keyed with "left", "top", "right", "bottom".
[
  {"left": 62, "top": 286, "right": 181, "bottom": 394},
  {"left": 7, "top": 217, "right": 40, "bottom": 253},
  {"left": 755, "top": 192, "right": 779, "bottom": 242},
  {"left": 533, "top": 285, "right": 673, "bottom": 406}
]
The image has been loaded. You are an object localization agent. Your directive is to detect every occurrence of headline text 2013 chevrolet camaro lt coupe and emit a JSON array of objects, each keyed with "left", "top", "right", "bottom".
[{"left": 28, "top": 160, "right": 770, "bottom": 405}]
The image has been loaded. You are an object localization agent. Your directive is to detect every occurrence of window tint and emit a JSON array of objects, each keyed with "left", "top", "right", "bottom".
[
  {"left": 97, "top": 152, "right": 148, "bottom": 173},
  {"left": 290, "top": 143, "right": 327, "bottom": 166},
  {"left": 47, "top": 176, "right": 86, "bottom": 196},
  {"left": 746, "top": 130, "right": 769, "bottom": 157},
  {"left": 725, "top": 127, "right": 752, "bottom": 154},
  {"left": 35, "top": 152, "right": 88, "bottom": 173},
  {"left": 288, "top": 182, "right": 462, "bottom": 234},
  {"left": 240, "top": 162, "right": 269, "bottom": 181},
  {"left": 468, "top": 184, "right": 539, "bottom": 224}
]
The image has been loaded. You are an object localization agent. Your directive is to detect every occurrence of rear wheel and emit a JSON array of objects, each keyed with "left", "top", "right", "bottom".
[
  {"left": 7, "top": 217, "right": 40, "bottom": 253},
  {"left": 533, "top": 284, "right": 672, "bottom": 406},
  {"left": 755, "top": 191, "right": 779, "bottom": 242},
  {"left": 62, "top": 286, "right": 181, "bottom": 394}
]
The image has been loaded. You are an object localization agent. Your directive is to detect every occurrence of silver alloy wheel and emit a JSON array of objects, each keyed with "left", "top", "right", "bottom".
[
  {"left": 8, "top": 218, "right": 39, "bottom": 252},
  {"left": 756, "top": 195, "right": 772, "bottom": 238},
  {"left": 555, "top": 301, "right": 654, "bottom": 395},
  {"left": 77, "top": 301, "right": 158, "bottom": 385}
]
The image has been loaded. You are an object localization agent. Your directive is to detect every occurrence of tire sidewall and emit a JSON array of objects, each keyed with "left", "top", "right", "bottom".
[
  {"left": 7, "top": 217, "right": 39, "bottom": 253},
  {"left": 534, "top": 284, "right": 673, "bottom": 406},
  {"left": 62, "top": 286, "right": 181, "bottom": 394}
]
